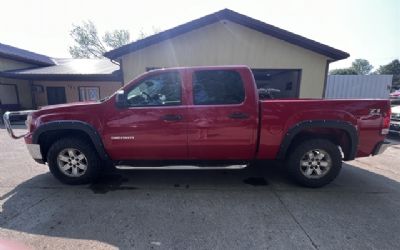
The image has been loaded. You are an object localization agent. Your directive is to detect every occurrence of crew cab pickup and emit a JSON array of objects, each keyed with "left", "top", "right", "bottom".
[{"left": 3, "top": 66, "right": 392, "bottom": 187}]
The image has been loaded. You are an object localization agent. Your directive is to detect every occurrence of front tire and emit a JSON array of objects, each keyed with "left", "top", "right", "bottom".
[
  {"left": 286, "top": 139, "right": 342, "bottom": 188},
  {"left": 47, "top": 138, "right": 101, "bottom": 185}
]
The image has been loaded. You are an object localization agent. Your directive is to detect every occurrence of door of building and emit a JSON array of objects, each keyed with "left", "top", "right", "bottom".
[{"left": 47, "top": 87, "right": 66, "bottom": 105}]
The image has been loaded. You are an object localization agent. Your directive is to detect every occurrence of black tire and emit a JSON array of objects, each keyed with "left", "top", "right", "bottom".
[
  {"left": 47, "top": 137, "right": 101, "bottom": 185},
  {"left": 286, "top": 139, "right": 342, "bottom": 188}
]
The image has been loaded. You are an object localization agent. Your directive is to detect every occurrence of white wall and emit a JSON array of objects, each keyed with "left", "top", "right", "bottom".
[{"left": 325, "top": 75, "right": 393, "bottom": 99}]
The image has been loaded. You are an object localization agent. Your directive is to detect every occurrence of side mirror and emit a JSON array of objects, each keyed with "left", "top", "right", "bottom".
[{"left": 115, "top": 90, "right": 127, "bottom": 108}]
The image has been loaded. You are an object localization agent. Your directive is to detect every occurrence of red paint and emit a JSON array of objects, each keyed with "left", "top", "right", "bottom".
[{"left": 25, "top": 66, "right": 390, "bottom": 162}]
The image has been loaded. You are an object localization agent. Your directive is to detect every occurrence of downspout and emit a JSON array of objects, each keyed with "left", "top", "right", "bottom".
[
  {"left": 322, "top": 60, "right": 332, "bottom": 98},
  {"left": 110, "top": 58, "right": 124, "bottom": 87}
]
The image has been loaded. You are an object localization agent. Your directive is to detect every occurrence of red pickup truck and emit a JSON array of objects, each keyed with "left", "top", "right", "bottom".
[{"left": 4, "top": 66, "right": 392, "bottom": 187}]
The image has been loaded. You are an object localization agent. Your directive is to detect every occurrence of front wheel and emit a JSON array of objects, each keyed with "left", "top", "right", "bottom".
[
  {"left": 47, "top": 138, "right": 101, "bottom": 185},
  {"left": 286, "top": 139, "right": 342, "bottom": 188}
]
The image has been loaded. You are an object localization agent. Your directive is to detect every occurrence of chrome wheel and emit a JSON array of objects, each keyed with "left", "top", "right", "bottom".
[
  {"left": 57, "top": 148, "right": 88, "bottom": 177},
  {"left": 300, "top": 149, "right": 331, "bottom": 179}
]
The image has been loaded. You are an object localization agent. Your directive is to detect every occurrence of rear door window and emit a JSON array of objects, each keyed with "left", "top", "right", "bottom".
[{"left": 192, "top": 70, "right": 245, "bottom": 105}]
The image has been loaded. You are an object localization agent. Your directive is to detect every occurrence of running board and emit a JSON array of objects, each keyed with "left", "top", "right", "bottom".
[{"left": 115, "top": 164, "right": 248, "bottom": 170}]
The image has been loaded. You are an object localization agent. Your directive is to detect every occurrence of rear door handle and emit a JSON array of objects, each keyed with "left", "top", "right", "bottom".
[
  {"left": 228, "top": 112, "right": 249, "bottom": 119},
  {"left": 162, "top": 114, "right": 183, "bottom": 121}
]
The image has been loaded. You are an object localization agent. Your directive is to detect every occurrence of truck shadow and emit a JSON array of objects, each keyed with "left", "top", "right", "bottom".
[{"left": 1, "top": 161, "right": 400, "bottom": 249}]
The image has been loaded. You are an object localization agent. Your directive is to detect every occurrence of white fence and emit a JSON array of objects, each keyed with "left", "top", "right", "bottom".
[{"left": 325, "top": 75, "right": 392, "bottom": 99}]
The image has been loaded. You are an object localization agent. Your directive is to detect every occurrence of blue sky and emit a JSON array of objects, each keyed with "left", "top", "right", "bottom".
[{"left": 0, "top": 0, "right": 398, "bottom": 70}]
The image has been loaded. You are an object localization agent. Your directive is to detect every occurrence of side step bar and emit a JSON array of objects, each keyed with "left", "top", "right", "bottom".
[{"left": 115, "top": 164, "right": 248, "bottom": 170}]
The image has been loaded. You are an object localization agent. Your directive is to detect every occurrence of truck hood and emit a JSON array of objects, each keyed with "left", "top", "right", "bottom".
[
  {"left": 39, "top": 101, "right": 98, "bottom": 111},
  {"left": 33, "top": 102, "right": 102, "bottom": 118}
]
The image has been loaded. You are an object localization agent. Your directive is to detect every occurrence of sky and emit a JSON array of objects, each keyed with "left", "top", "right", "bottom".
[{"left": 0, "top": 0, "right": 399, "bottom": 70}]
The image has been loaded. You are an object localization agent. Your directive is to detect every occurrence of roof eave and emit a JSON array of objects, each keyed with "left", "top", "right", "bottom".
[
  {"left": 0, "top": 71, "right": 121, "bottom": 82},
  {"left": 104, "top": 9, "right": 349, "bottom": 61},
  {"left": 0, "top": 52, "right": 55, "bottom": 66}
]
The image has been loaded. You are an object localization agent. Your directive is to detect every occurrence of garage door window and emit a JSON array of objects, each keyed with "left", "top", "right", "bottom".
[{"left": 252, "top": 69, "right": 301, "bottom": 99}]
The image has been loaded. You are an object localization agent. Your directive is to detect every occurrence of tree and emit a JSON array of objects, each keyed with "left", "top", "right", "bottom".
[
  {"left": 69, "top": 20, "right": 130, "bottom": 59},
  {"left": 376, "top": 59, "right": 400, "bottom": 89},
  {"left": 329, "top": 68, "right": 358, "bottom": 75},
  {"left": 351, "top": 59, "right": 373, "bottom": 75},
  {"left": 329, "top": 58, "right": 373, "bottom": 75}
]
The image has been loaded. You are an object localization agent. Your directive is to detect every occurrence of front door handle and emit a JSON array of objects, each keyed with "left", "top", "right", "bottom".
[
  {"left": 228, "top": 112, "right": 249, "bottom": 119},
  {"left": 162, "top": 114, "right": 183, "bottom": 121}
]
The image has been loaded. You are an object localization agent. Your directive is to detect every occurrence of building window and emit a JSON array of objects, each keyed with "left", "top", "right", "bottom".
[{"left": 79, "top": 87, "right": 100, "bottom": 101}]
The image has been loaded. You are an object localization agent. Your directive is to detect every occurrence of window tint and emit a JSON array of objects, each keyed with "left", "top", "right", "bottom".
[
  {"left": 126, "top": 72, "right": 181, "bottom": 106},
  {"left": 192, "top": 70, "right": 245, "bottom": 105}
]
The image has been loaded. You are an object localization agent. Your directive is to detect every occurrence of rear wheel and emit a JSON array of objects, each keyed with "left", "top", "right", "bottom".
[
  {"left": 286, "top": 139, "right": 342, "bottom": 188},
  {"left": 47, "top": 138, "right": 101, "bottom": 185}
]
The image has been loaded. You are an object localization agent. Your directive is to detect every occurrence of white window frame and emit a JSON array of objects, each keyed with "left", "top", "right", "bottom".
[{"left": 79, "top": 86, "right": 100, "bottom": 101}]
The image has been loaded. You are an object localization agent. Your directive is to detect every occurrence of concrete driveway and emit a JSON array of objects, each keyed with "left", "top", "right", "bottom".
[{"left": 1, "top": 126, "right": 400, "bottom": 250}]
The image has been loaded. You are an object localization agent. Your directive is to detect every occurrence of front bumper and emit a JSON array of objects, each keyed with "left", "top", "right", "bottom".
[
  {"left": 372, "top": 140, "right": 392, "bottom": 155},
  {"left": 27, "top": 144, "right": 44, "bottom": 163}
]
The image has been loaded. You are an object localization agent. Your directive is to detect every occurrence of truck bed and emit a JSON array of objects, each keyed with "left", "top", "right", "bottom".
[{"left": 257, "top": 99, "right": 390, "bottom": 160}]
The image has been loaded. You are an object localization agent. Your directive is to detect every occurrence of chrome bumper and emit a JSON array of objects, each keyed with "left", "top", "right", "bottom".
[
  {"left": 2, "top": 110, "right": 35, "bottom": 139},
  {"left": 372, "top": 140, "right": 392, "bottom": 155},
  {"left": 27, "top": 143, "right": 43, "bottom": 160}
]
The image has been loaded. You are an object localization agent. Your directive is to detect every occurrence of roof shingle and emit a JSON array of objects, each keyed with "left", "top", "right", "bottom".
[
  {"left": 0, "top": 42, "right": 55, "bottom": 66},
  {"left": 0, "top": 59, "right": 120, "bottom": 81}
]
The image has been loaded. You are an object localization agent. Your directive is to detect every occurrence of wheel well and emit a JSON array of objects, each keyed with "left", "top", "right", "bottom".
[
  {"left": 38, "top": 129, "right": 93, "bottom": 162},
  {"left": 286, "top": 127, "right": 351, "bottom": 160}
]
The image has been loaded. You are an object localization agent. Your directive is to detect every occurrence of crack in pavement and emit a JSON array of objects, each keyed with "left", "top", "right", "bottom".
[{"left": 271, "top": 188, "right": 319, "bottom": 250}]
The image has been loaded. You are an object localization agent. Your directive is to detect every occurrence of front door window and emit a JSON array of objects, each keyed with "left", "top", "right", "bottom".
[{"left": 126, "top": 72, "right": 182, "bottom": 107}]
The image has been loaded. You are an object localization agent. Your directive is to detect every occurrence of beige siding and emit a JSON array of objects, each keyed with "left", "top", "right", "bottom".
[
  {"left": 33, "top": 81, "right": 121, "bottom": 107},
  {"left": 0, "top": 57, "right": 36, "bottom": 71},
  {"left": 121, "top": 20, "right": 329, "bottom": 98}
]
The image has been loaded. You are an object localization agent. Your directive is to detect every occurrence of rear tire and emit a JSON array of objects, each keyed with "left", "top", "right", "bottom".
[
  {"left": 47, "top": 138, "right": 101, "bottom": 185},
  {"left": 286, "top": 139, "right": 342, "bottom": 188}
]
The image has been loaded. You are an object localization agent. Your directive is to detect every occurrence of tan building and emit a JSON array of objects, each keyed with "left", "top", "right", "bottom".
[
  {"left": 105, "top": 9, "right": 349, "bottom": 98},
  {"left": 0, "top": 43, "right": 121, "bottom": 111}
]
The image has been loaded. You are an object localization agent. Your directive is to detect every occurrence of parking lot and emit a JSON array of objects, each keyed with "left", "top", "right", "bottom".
[{"left": 1, "top": 126, "right": 400, "bottom": 250}]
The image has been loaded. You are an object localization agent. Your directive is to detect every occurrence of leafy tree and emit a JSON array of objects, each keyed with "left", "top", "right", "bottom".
[
  {"left": 329, "top": 58, "right": 373, "bottom": 75},
  {"left": 351, "top": 59, "right": 373, "bottom": 75},
  {"left": 376, "top": 59, "right": 400, "bottom": 89},
  {"left": 329, "top": 68, "right": 358, "bottom": 75},
  {"left": 69, "top": 21, "right": 130, "bottom": 59}
]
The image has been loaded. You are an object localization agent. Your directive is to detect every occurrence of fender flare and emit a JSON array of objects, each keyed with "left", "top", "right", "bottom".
[
  {"left": 32, "top": 120, "right": 109, "bottom": 160},
  {"left": 276, "top": 120, "right": 358, "bottom": 161}
]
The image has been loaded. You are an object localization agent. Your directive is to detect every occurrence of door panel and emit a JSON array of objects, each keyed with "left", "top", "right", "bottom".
[
  {"left": 102, "top": 70, "right": 188, "bottom": 160},
  {"left": 187, "top": 68, "right": 258, "bottom": 160},
  {"left": 104, "top": 106, "right": 188, "bottom": 160},
  {"left": 187, "top": 105, "right": 257, "bottom": 159}
]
